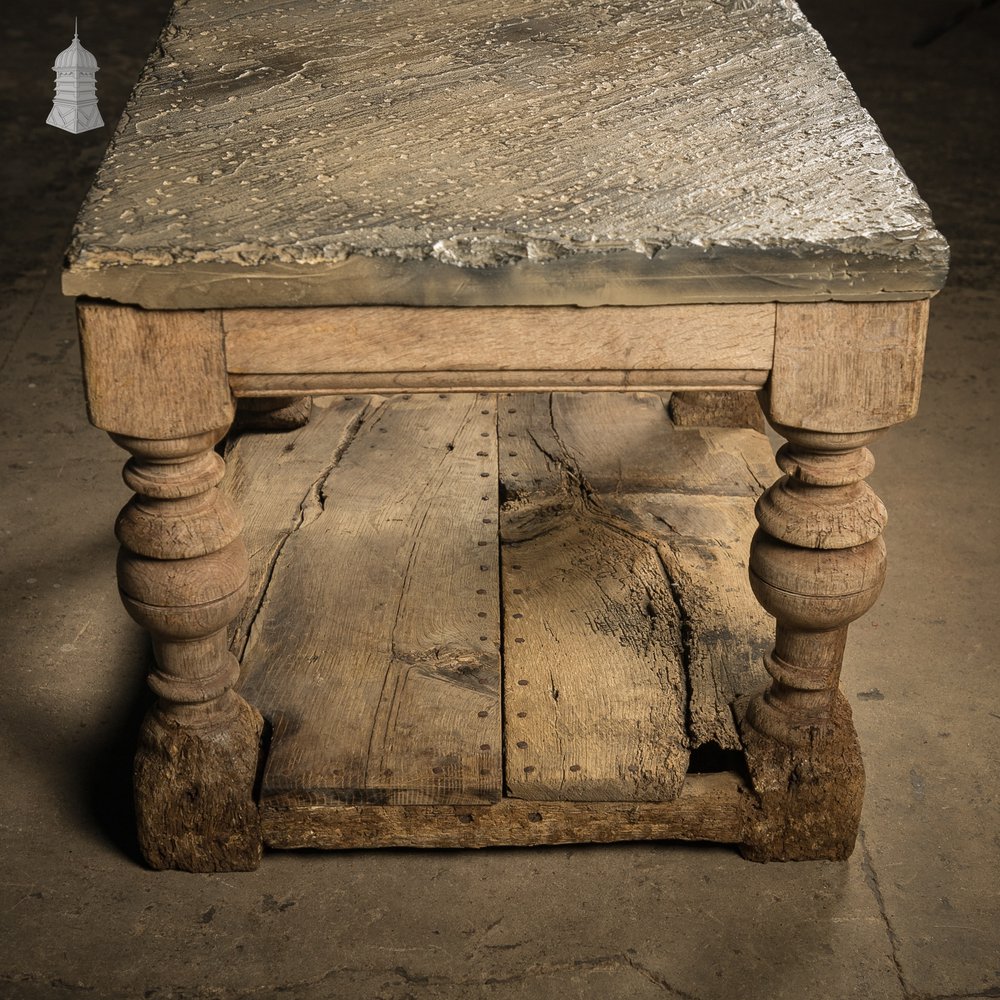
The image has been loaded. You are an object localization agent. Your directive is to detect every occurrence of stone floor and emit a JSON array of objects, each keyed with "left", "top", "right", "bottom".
[{"left": 1, "top": 2, "right": 997, "bottom": 998}]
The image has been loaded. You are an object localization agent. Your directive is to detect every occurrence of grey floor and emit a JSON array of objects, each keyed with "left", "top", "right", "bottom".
[{"left": 2, "top": 2, "right": 997, "bottom": 998}]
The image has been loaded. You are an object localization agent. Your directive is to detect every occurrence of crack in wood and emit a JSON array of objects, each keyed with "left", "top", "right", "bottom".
[
  {"left": 653, "top": 543, "right": 697, "bottom": 751},
  {"left": 231, "top": 397, "right": 378, "bottom": 661},
  {"left": 230, "top": 390, "right": 770, "bottom": 814},
  {"left": 356, "top": 394, "right": 499, "bottom": 798},
  {"left": 501, "top": 393, "right": 693, "bottom": 799}
]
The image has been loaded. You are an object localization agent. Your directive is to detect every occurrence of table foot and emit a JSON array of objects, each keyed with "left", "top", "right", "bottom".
[
  {"left": 135, "top": 693, "right": 264, "bottom": 871},
  {"left": 737, "top": 691, "right": 864, "bottom": 861}
]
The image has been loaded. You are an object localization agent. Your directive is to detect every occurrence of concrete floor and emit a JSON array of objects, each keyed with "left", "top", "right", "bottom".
[{"left": 1, "top": 1, "right": 997, "bottom": 997}]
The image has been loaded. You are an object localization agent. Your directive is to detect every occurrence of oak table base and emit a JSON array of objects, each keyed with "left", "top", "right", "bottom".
[
  {"left": 65, "top": 0, "right": 943, "bottom": 872},
  {"left": 74, "top": 298, "right": 927, "bottom": 870}
]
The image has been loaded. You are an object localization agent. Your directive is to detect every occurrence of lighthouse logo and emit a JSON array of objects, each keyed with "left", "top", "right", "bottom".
[{"left": 47, "top": 19, "right": 104, "bottom": 134}]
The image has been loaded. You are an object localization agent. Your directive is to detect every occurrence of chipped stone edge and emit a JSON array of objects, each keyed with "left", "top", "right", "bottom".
[{"left": 62, "top": 242, "right": 948, "bottom": 310}]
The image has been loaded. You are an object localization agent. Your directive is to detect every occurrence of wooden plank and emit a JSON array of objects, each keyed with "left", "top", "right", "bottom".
[
  {"left": 229, "top": 369, "right": 770, "bottom": 394},
  {"left": 768, "top": 299, "right": 929, "bottom": 432},
  {"left": 229, "top": 393, "right": 502, "bottom": 805},
  {"left": 652, "top": 499, "right": 773, "bottom": 751},
  {"left": 551, "top": 393, "right": 775, "bottom": 750},
  {"left": 77, "top": 302, "right": 231, "bottom": 438},
  {"left": 224, "top": 395, "right": 375, "bottom": 660},
  {"left": 260, "top": 772, "right": 749, "bottom": 849},
  {"left": 499, "top": 392, "right": 775, "bottom": 801},
  {"left": 223, "top": 304, "right": 775, "bottom": 374}
]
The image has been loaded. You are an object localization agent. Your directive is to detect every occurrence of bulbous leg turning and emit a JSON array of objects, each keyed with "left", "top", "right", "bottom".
[
  {"left": 113, "top": 428, "right": 263, "bottom": 871},
  {"left": 740, "top": 424, "right": 888, "bottom": 861}
]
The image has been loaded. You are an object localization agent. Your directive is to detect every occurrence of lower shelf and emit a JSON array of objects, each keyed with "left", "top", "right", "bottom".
[{"left": 225, "top": 390, "right": 778, "bottom": 849}]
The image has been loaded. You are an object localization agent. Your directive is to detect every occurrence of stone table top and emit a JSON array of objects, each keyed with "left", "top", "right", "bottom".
[{"left": 63, "top": 0, "right": 948, "bottom": 309}]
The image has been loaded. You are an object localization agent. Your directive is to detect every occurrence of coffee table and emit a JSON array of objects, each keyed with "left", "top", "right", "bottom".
[{"left": 64, "top": 0, "right": 947, "bottom": 871}]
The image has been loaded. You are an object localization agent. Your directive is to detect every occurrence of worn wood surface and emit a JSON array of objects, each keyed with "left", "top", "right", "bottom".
[
  {"left": 261, "top": 772, "right": 750, "bottom": 849},
  {"left": 500, "top": 392, "right": 773, "bottom": 801},
  {"left": 228, "top": 395, "right": 503, "bottom": 806},
  {"left": 229, "top": 369, "right": 770, "bottom": 395},
  {"left": 768, "top": 300, "right": 930, "bottom": 433},
  {"left": 226, "top": 392, "right": 774, "bottom": 833},
  {"left": 63, "top": 0, "right": 946, "bottom": 308},
  {"left": 77, "top": 302, "right": 232, "bottom": 439},
  {"left": 668, "top": 390, "right": 766, "bottom": 433},
  {"left": 135, "top": 697, "right": 264, "bottom": 872},
  {"left": 738, "top": 692, "right": 865, "bottom": 861},
  {"left": 500, "top": 397, "right": 689, "bottom": 800},
  {"left": 225, "top": 396, "right": 374, "bottom": 663},
  {"left": 223, "top": 304, "right": 775, "bottom": 374}
]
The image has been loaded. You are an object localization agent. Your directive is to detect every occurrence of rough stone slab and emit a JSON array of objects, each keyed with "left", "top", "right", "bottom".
[{"left": 63, "top": 0, "right": 946, "bottom": 308}]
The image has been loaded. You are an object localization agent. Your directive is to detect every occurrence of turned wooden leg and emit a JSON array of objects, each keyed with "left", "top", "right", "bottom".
[
  {"left": 113, "top": 427, "right": 263, "bottom": 871},
  {"left": 739, "top": 422, "right": 887, "bottom": 860},
  {"left": 77, "top": 302, "right": 265, "bottom": 871},
  {"left": 233, "top": 395, "right": 312, "bottom": 432},
  {"left": 747, "top": 424, "right": 887, "bottom": 742},
  {"left": 735, "top": 300, "right": 929, "bottom": 861}
]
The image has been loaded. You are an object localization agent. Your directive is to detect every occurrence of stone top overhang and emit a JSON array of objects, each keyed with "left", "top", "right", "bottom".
[{"left": 63, "top": 0, "right": 948, "bottom": 309}]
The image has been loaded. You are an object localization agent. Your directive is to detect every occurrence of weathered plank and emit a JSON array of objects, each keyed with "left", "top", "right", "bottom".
[
  {"left": 500, "top": 392, "right": 775, "bottom": 801},
  {"left": 228, "top": 394, "right": 502, "bottom": 805},
  {"left": 63, "top": 0, "right": 946, "bottom": 308},
  {"left": 555, "top": 393, "right": 776, "bottom": 750},
  {"left": 223, "top": 304, "right": 775, "bottom": 374},
  {"left": 261, "top": 772, "right": 750, "bottom": 850},
  {"left": 502, "top": 495, "right": 691, "bottom": 801},
  {"left": 225, "top": 395, "right": 375, "bottom": 660}
]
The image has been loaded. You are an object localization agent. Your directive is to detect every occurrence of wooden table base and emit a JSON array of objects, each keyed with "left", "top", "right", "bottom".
[
  {"left": 220, "top": 392, "right": 863, "bottom": 862},
  {"left": 65, "top": 0, "right": 942, "bottom": 874}
]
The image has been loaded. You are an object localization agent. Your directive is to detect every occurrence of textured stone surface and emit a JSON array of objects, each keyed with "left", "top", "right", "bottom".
[{"left": 62, "top": 0, "right": 947, "bottom": 307}]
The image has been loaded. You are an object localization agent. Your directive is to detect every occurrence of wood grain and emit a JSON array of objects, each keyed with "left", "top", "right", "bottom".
[
  {"left": 260, "top": 772, "right": 750, "bottom": 849},
  {"left": 499, "top": 392, "right": 774, "bottom": 800},
  {"left": 768, "top": 299, "right": 929, "bottom": 433},
  {"left": 223, "top": 303, "right": 775, "bottom": 375},
  {"left": 225, "top": 395, "right": 374, "bottom": 661},
  {"left": 77, "top": 302, "right": 231, "bottom": 439},
  {"left": 63, "top": 0, "right": 946, "bottom": 308},
  {"left": 668, "top": 390, "right": 766, "bottom": 432},
  {"left": 229, "top": 394, "right": 502, "bottom": 806}
]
